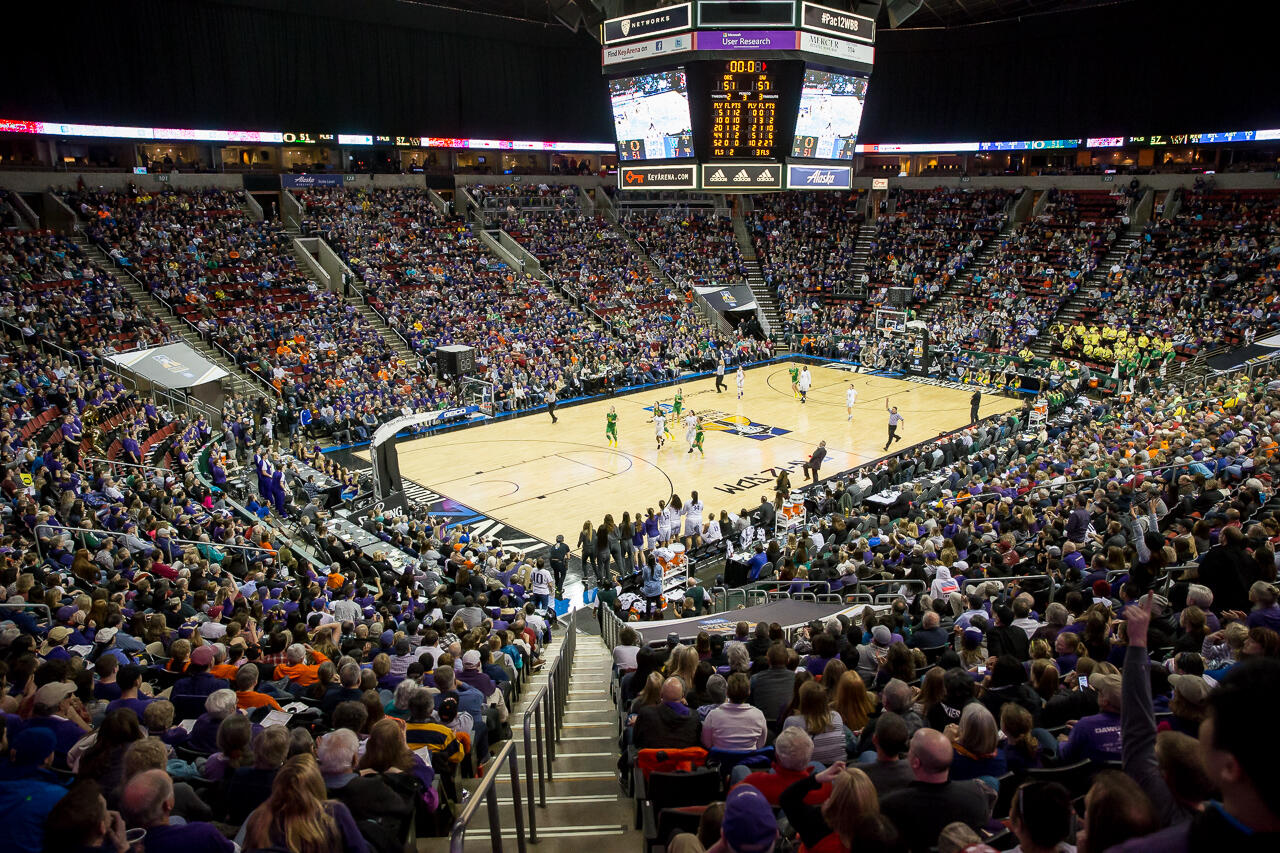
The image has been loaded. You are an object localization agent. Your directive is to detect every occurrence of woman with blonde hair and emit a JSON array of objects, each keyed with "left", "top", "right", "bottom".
[
  {"left": 947, "top": 703, "right": 1006, "bottom": 781},
  {"left": 832, "top": 671, "right": 875, "bottom": 734},
  {"left": 241, "top": 753, "right": 368, "bottom": 852},
  {"left": 671, "top": 645, "right": 700, "bottom": 690},
  {"left": 779, "top": 761, "right": 882, "bottom": 852},
  {"left": 630, "top": 671, "right": 664, "bottom": 713}
]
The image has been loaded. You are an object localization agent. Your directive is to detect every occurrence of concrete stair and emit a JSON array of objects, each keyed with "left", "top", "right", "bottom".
[
  {"left": 729, "top": 208, "right": 783, "bottom": 336},
  {"left": 615, "top": 223, "right": 723, "bottom": 331},
  {"left": 346, "top": 294, "right": 420, "bottom": 367},
  {"left": 916, "top": 221, "right": 1016, "bottom": 323},
  {"left": 1029, "top": 227, "right": 1141, "bottom": 358},
  {"left": 77, "top": 242, "right": 263, "bottom": 398},
  {"left": 848, "top": 220, "right": 875, "bottom": 286},
  {"left": 420, "top": 623, "right": 641, "bottom": 852},
  {"left": 281, "top": 222, "right": 422, "bottom": 369}
]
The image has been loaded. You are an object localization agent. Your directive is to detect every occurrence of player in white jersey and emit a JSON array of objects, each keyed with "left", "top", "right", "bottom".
[
  {"left": 846, "top": 382, "right": 858, "bottom": 421},
  {"left": 659, "top": 501, "right": 679, "bottom": 542},
  {"left": 797, "top": 367, "right": 812, "bottom": 404},
  {"left": 682, "top": 490, "right": 704, "bottom": 543},
  {"left": 683, "top": 412, "right": 698, "bottom": 450},
  {"left": 652, "top": 410, "right": 667, "bottom": 450},
  {"left": 736, "top": 365, "right": 745, "bottom": 399}
]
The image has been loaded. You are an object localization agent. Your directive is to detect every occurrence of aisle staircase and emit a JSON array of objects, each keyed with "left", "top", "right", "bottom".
[
  {"left": 1029, "top": 227, "right": 1141, "bottom": 358},
  {"left": 424, "top": 617, "right": 642, "bottom": 852},
  {"left": 280, "top": 218, "right": 423, "bottom": 370},
  {"left": 916, "top": 221, "right": 1017, "bottom": 323},
  {"left": 729, "top": 207, "right": 783, "bottom": 335},
  {"left": 77, "top": 242, "right": 263, "bottom": 398},
  {"left": 346, "top": 294, "right": 420, "bottom": 367}
]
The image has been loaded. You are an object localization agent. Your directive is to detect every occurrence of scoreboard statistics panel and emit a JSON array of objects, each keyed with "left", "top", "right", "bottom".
[
  {"left": 709, "top": 59, "right": 778, "bottom": 158},
  {"left": 686, "top": 59, "right": 804, "bottom": 161}
]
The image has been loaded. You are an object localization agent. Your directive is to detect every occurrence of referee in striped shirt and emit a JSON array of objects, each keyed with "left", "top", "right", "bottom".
[{"left": 884, "top": 400, "right": 905, "bottom": 450}]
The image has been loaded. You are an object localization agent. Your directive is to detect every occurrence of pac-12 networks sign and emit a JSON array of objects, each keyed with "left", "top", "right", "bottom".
[{"left": 601, "top": 2, "right": 692, "bottom": 44}]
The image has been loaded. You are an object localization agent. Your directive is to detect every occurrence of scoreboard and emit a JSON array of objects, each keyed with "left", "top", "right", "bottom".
[
  {"left": 602, "top": 2, "right": 876, "bottom": 191},
  {"left": 709, "top": 60, "right": 779, "bottom": 158}
]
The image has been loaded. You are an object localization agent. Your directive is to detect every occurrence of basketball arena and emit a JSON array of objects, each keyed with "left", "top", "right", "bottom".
[{"left": 3, "top": 1, "right": 1280, "bottom": 852}]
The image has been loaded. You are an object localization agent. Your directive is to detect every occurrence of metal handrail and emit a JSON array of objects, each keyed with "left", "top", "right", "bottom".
[
  {"left": 448, "top": 739, "right": 526, "bottom": 853},
  {"left": 0, "top": 603, "right": 51, "bottom": 622},
  {"left": 517, "top": 607, "right": 578, "bottom": 843}
]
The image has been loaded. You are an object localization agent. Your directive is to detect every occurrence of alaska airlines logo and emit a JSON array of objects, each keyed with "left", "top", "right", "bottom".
[{"left": 804, "top": 170, "right": 839, "bottom": 185}]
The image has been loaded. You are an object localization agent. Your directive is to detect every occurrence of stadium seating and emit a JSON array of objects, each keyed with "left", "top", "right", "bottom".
[
  {"left": 0, "top": 230, "right": 171, "bottom": 354},
  {"left": 865, "top": 187, "right": 1016, "bottom": 309},
  {"left": 927, "top": 189, "right": 1130, "bottom": 354},
  {"left": 70, "top": 188, "right": 430, "bottom": 426},
  {"left": 748, "top": 191, "right": 868, "bottom": 340},
  {"left": 1053, "top": 186, "right": 1280, "bottom": 368}
]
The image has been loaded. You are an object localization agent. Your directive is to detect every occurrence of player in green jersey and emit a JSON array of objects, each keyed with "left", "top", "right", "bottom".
[
  {"left": 605, "top": 406, "right": 618, "bottom": 447},
  {"left": 691, "top": 417, "right": 705, "bottom": 456},
  {"left": 789, "top": 365, "right": 800, "bottom": 398},
  {"left": 672, "top": 387, "right": 683, "bottom": 420}
]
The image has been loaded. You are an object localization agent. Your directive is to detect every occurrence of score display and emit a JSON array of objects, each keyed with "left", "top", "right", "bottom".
[
  {"left": 708, "top": 60, "right": 779, "bottom": 158},
  {"left": 791, "top": 69, "right": 868, "bottom": 160},
  {"left": 609, "top": 70, "right": 695, "bottom": 161}
]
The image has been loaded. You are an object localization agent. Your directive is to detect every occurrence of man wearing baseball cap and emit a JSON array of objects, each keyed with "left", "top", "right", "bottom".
[
  {"left": 11, "top": 681, "right": 88, "bottom": 759},
  {"left": 173, "top": 645, "right": 230, "bottom": 700},
  {"left": 1058, "top": 672, "right": 1123, "bottom": 763},
  {"left": 458, "top": 649, "right": 497, "bottom": 699},
  {"left": 714, "top": 784, "right": 779, "bottom": 853}
]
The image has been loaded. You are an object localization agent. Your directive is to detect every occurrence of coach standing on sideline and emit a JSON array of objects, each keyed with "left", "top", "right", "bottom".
[
  {"left": 715, "top": 359, "right": 726, "bottom": 393},
  {"left": 884, "top": 401, "right": 905, "bottom": 451},
  {"left": 545, "top": 386, "right": 558, "bottom": 423},
  {"left": 970, "top": 389, "right": 981, "bottom": 424},
  {"left": 802, "top": 440, "right": 827, "bottom": 484}
]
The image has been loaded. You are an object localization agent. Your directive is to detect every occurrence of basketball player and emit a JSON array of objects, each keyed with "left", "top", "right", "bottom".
[
  {"left": 651, "top": 406, "right": 667, "bottom": 450},
  {"left": 682, "top": 490, "right": 704, "bottom": 547},
  {"left": 846, "top": 382, "right": 858, "bottom": 421},
  {"left": 672, "top": 387, "right": 684, "bottom": 421},
  {"left": 683, "top": 409, "right": 698, "bottom": 451},
  {"left": 798, "top": 366, "right": 812, "bottom": 404},
  {"left": 788, "top": 364, "right": 800, "bottom": 397},
  {"left": 884, "top": 400, "right": 905, "bottom": 450},
  {"left": 657, "top": 499, "right": 677, "bottom": 543},
  {"left": 690, "top": 416, "right": 706, "bottom": 456},
  {"left": 605, "top": 405, "right": 618, "bottom": 447},
  {"left": 736, "top": 365, "right": 745, "bottom": 399}
]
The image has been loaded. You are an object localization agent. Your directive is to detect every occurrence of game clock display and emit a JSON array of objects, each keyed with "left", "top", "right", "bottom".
[{"left": 708, "top": 59, "right": 779, "bottom": 158}]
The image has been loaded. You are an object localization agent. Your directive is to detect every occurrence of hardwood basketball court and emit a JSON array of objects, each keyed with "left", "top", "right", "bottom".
[{"left": 375, "top": 362, "right": 1021, "bottom": 547}]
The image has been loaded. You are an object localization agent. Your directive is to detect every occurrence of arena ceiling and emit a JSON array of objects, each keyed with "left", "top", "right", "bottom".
[{"left": 405, "top": 0, "right": 1130, "bottom": 30}]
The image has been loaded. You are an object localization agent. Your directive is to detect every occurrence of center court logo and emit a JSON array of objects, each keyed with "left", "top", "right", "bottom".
[{"left": 643, "top": 406, "right": 790, "bottom": 441}]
